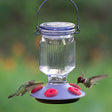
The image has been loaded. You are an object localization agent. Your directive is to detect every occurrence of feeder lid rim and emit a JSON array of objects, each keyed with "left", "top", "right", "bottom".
[{"left": 40, "top": 22, "right": 76, "bottom": 31}]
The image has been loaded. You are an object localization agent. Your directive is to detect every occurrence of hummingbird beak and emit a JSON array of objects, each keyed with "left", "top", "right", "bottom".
[{"left": 77, "top": 82, "right": 79, "bottom": 85}]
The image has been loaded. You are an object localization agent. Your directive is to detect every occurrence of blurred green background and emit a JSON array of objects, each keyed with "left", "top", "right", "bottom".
[{"left": 0, "top": 0, "right": 112, "bottom": 112}]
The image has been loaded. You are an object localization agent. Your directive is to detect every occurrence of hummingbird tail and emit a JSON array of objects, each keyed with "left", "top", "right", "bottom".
[{"left": 8, "top": 94, "right": 16, "bottom": 99}]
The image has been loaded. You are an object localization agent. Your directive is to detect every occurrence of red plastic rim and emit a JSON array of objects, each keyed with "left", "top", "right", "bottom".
[
  {"left": 44, "top": 88, "right": 58, "bottom": 97},
  {"left": 31, "top": 85, "right": 43, "bottom": 93},
  {"left": 68, "top": 87, "right": 81, "bottom": 95},
  {"left": 69, "top": 83, "right": 81, "bottom": 90}
]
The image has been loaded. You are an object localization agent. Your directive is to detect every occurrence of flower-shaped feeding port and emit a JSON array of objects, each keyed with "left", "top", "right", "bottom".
[
  {"left": 44, "top": 88, "right": 58, "bottom": 97},
  {"left": 31, "top": 85, "right": 43, "bottom": 93},
  {"left": 30, "top": 0, "right": 85, "bottom": 104},
  {"left": 68, "top": 87, "right": 81, "bottom": 95}
]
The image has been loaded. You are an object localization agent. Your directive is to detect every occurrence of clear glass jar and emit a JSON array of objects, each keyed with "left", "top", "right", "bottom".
[{"left": 39, "top": 22, "right": 76, "bottom": 83}]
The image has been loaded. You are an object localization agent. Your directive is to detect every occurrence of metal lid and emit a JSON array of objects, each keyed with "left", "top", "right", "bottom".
[{"left": 40, "top": 22, "right": 76, "bottom": 35}]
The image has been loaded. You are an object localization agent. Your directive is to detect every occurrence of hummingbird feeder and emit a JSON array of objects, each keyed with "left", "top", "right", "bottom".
[{"left": 31, "top": 0, "right": 85, "bottom": 104}]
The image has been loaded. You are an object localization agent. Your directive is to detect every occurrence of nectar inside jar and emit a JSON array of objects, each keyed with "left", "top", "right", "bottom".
[{"left": 40, "top": 35, "right": 76, "bottom": 75}]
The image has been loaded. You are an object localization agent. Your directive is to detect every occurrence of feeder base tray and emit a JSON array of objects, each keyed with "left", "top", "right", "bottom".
[
  {"left": 31, "top": 83, "right": 85, "bottom": 104},
  {"left": 35, "top": 98, "right": 80, "bottom": 104}
]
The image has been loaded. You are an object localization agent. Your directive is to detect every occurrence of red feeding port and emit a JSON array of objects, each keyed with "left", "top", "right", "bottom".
[
  {"left": 69, "top": 83, "right": 81, "bottom": 90},
  {"left": 31, "top": 85, "right": 43, "bottom": 93},
  {"left": 44, "top": 88, "right": 58, "bottom": 97},
  {"left": 68, "top": 87, "right": 81, "bottom": 95}
]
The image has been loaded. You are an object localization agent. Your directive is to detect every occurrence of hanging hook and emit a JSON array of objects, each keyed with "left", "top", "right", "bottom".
[
  {"left": 69, "top": 0, "right": 80, "bottom": 34},
  {"left": 35, "top": 0, "right": 48, "bottom": 35},
  {"left": 35, "top": 0, "right": 80, "bottom": 35}
]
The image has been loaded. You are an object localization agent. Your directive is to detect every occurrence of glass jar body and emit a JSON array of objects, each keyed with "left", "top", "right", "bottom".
[{"left": 39, "top": 34, "right": 76, "bottom": 77}]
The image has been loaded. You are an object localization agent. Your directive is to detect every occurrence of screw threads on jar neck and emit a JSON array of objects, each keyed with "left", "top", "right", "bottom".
[{"left": 47, "top": 74, "right": 67, "bottom": 84}]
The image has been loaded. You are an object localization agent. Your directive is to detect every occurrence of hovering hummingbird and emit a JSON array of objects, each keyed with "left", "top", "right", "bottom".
[
  {"left": 8, "top": 80, "right": 44, "bottom": 99},
  {"left": 77, "top": 73, "right": 108, "bottom": 88}
]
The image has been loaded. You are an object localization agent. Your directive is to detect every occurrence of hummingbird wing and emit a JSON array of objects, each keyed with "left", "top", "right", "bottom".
[
  {"left": 8, "top": 85, "right": 26, "bottom": 99},
  {"left": 89, "top": 74, "right": 108, "bottom": 84},
  {"left": 81, "top": 72, "right": 85, "bottom": 78}
]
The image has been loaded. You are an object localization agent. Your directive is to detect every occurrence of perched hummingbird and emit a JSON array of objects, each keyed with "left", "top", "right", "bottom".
[
  {"left": 77, "top": 73, "right": 108, "bottom": 88},
  {"left": 8, "top": 80, "right": 44, "bottom": 99}
]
